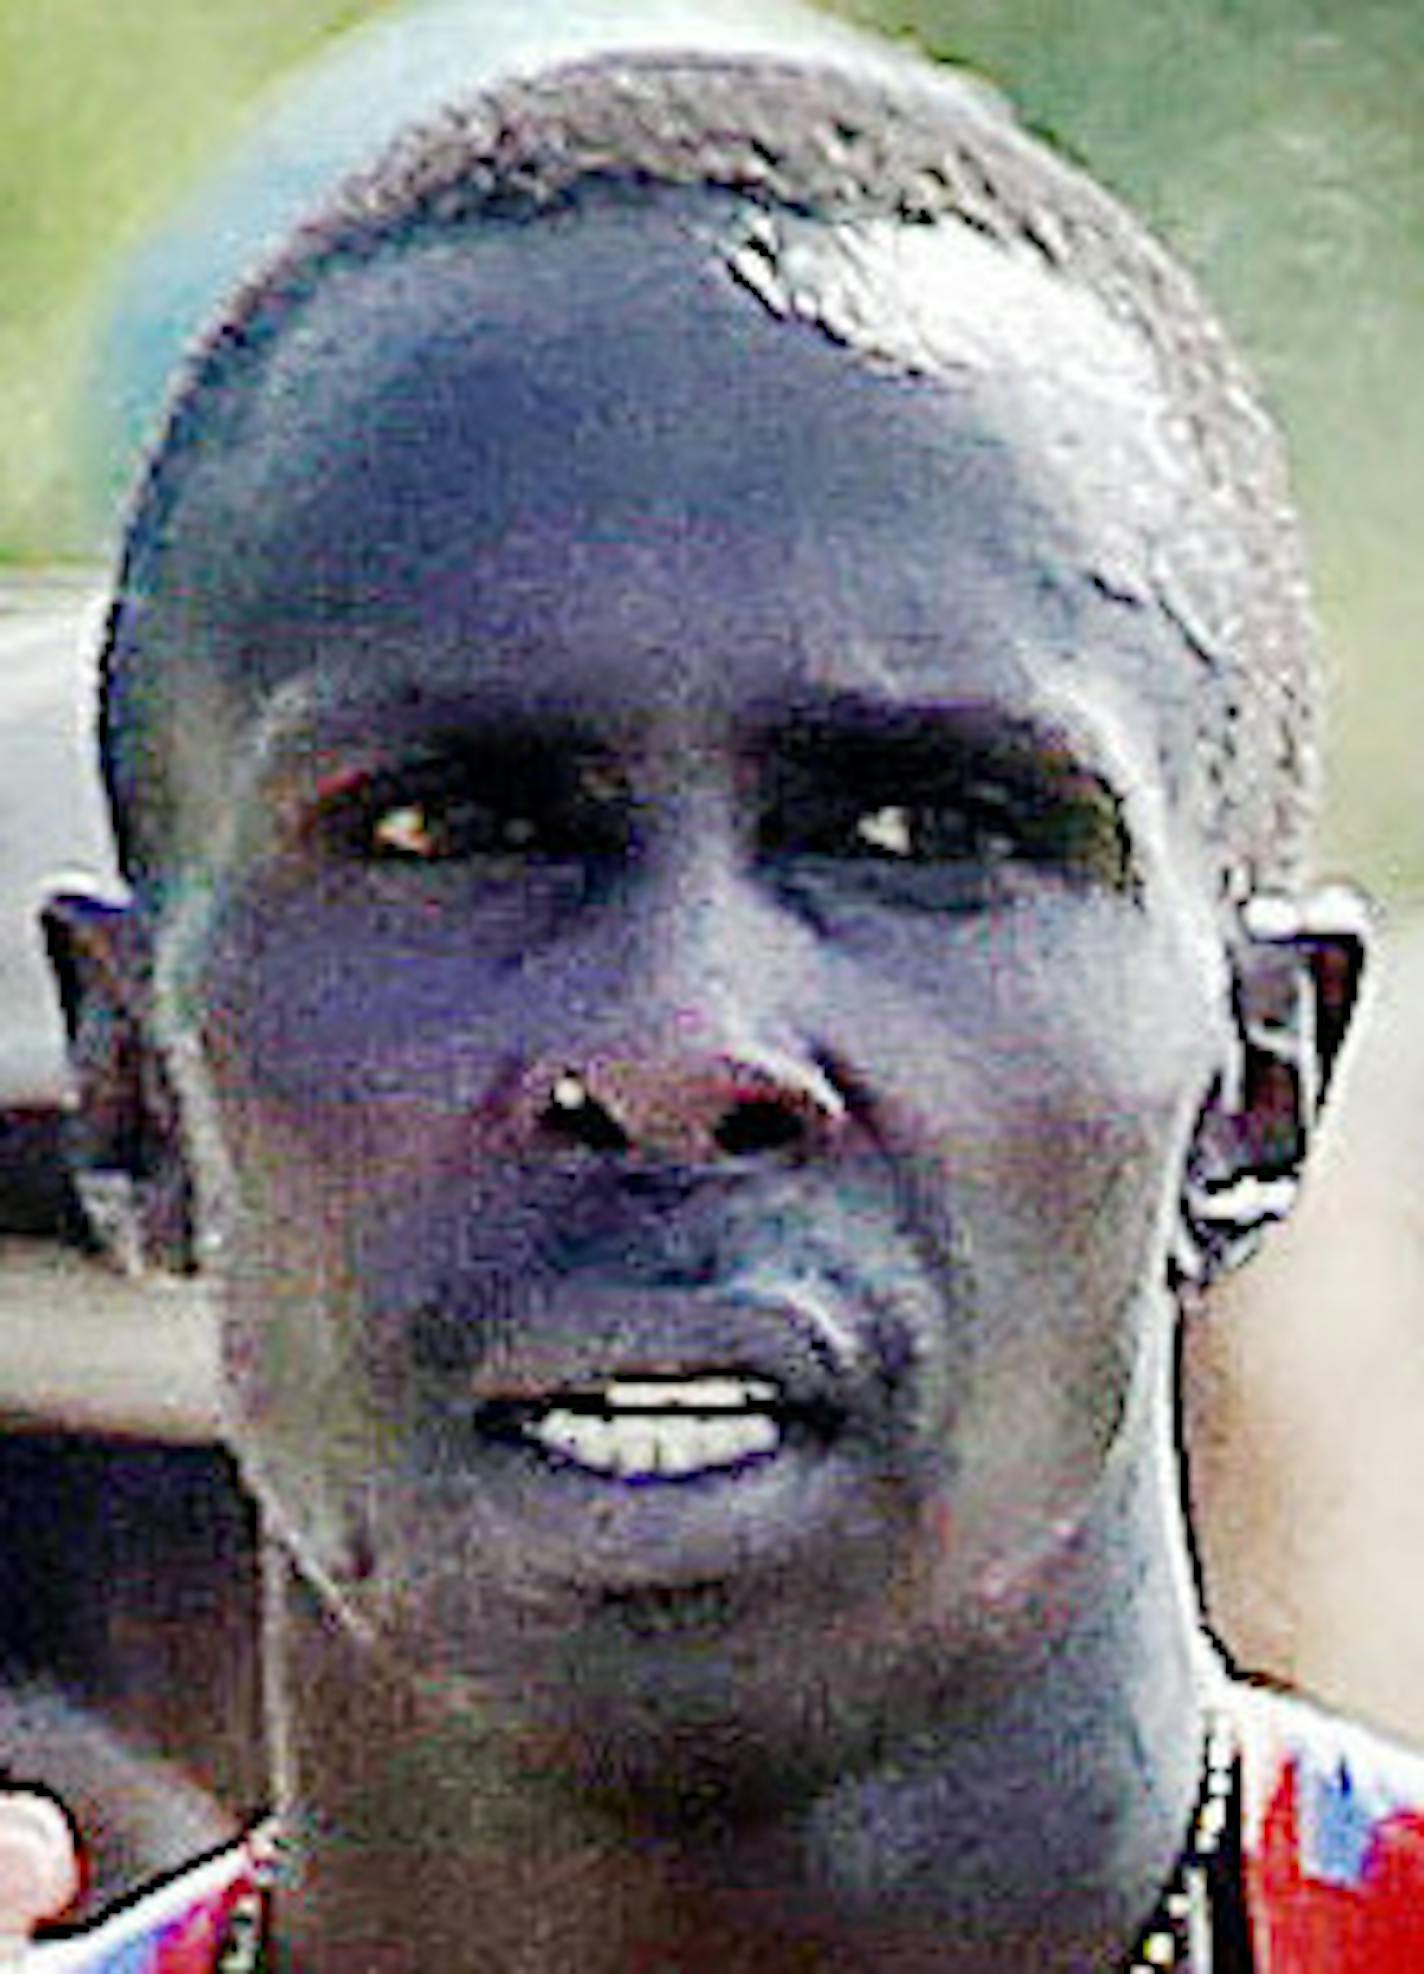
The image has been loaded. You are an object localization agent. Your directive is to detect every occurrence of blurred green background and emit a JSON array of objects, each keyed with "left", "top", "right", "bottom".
[{"left": 2, "top": 0, "right": 1419, "bottom": 896}]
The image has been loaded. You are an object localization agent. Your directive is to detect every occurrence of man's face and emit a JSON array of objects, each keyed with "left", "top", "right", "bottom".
[{"left": 150, "top": 200, "right": 1233, "bottom": 1775}]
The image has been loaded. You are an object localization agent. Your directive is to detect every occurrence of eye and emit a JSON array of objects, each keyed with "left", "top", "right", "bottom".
[
  {"left": 373, "top": 805, "right": 434, "bottom": 858},
  {"left": 367, "top": 795, "right": 541, "bottom": 862},
  {"left": 854, "top": 805, "right": 913, "bottom": 856},
  {"left": 316, "top": 751, "right": 629, "bottom": 868},
  {"left": 773, "top": 779, "right": 1024, "bottom": 872},
  {"left": 761, "top": 745, "right": 1130, "bottom": 917},
  {"left": 847, "top": 793, "right": 1020, "bottom": 867}
]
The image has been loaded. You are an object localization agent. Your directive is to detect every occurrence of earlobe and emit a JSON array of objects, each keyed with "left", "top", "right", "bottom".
[
  {"left": 1174, "top": 884, "right": 1370, "bottom": 1288},
  {"left": 39, "top": 891, "right": 195, "bottom": 1276}
]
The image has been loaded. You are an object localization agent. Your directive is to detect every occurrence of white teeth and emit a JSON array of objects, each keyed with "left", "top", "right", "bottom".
[
  {"left": 523, "top": 1378, "right": 783, "bottom": 1479},
  {"left": 603, "top": 1376, "right": 778, "bottom": 1411},
  {"left": 528, "top": 1410, "right": 779, "bottom": 1478}
]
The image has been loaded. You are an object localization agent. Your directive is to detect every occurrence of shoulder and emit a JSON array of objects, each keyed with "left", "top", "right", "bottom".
[
  {"left": 26, "top": 1836, "right": 260, "bottom": 1972},
  {"left": 1233, "top": 1676, "right": 1424, "bottom": 1820},
  {"left": 0, "top": 1685, "right": 256, "bottom": 1970},
  {"left": 0, "top": 1685, "right": 235, "bottom": 1921},
  {"left": 1227, "top": 1678, "right": 1424, "bottom": 1969}
]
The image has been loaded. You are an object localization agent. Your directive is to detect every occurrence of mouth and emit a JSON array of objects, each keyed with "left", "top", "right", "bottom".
[
  {"left": 476, "top": 1372, "right": 838, "bottom": 1482},
  {"left": 400, "top": 1272, "right": 924, "bottom": 1591}
]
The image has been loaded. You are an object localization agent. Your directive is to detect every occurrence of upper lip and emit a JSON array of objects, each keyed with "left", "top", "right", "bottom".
[
  {"left": 392, "top": 1167, "right": 941, "bottom": 1451},
  {"left": 455, "top": 1280, "right": 864, "bottom": 1418}
]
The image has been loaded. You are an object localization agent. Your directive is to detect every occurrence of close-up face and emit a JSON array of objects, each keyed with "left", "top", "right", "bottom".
[{"left": 145, "top": 194, "right": 1238, "bottom": 1786}]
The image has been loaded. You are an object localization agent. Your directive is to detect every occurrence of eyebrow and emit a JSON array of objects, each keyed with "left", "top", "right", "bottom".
[
  {"left": 749, "top": 692, "right": 1133, "bottom": 801},
  {"left": 246, "top": 677, "right": 606, "bottom": 790}
]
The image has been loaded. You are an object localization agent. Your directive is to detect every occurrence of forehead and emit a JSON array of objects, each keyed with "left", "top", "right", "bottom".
[{"left": 155, "top": 195, "right": 1210, "bottom": 802}]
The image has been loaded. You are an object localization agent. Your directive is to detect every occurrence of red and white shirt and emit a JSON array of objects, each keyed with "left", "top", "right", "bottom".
[
  {"left": 25, "top": 1835, "right": 263, "bottom": 1972},
  {"left": 1237, "top": 1683, "right": 1424, "bottom": 1969}
]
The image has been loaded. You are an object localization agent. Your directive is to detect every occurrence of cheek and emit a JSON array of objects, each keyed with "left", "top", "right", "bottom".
[
  {"left": 822, "top": 898, "right": 1226, "bottom": 1413},
  {"left": 834, "top": 903, "right": 1216, "bottom": 1194},
  {"left": 188, "top": 883, "right": 516, "bottom": 1190},
  {"left": 213, "top": 1184, "right": 386, "bottom": 1590}
]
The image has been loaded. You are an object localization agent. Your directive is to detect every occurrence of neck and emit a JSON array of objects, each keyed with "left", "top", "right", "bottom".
[{"left": 263, "top": 1354, "right": 1206, "bottom": 1971}]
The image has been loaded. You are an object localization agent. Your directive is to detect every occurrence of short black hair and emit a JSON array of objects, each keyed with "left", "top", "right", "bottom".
[{"left": 100, "top": 49, "right": 1317, "bottom": 895}]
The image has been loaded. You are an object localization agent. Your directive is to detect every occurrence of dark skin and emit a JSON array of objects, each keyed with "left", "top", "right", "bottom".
[{"left": 47, "top": 197, "right": 1363, "bottom": 1967}]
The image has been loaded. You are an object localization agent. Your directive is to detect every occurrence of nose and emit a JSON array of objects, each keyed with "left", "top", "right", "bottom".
[
  {"left": 531, "top": 1045, "right": 846, "bottom": 1163},
  {"left": 508, "top": 799, "right": 848, "bottom": 1163}
]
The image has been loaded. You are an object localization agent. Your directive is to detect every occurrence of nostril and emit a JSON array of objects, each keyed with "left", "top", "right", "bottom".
[
  {"left": 713, "top": 1100, "right": 807, "bottom": 1157},
  {"left": 541, "top": 1080, "right": 631, "bottom": 1153}
]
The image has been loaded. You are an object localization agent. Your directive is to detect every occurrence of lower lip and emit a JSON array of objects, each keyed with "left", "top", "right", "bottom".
[{"left": 407, "top": 1279, "right": 897, "bottom": 1584}]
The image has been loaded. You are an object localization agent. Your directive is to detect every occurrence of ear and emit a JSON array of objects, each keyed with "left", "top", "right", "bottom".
[
  {"left": 39, "top": 890, "right": 195, "bottom": 1275},
  {"left": 1174, "top": 883, "right": 1370, "bottom": 1287}
]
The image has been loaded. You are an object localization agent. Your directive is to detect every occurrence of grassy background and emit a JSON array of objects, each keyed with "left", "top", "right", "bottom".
[
  {"left": 0, "top": 0, "right": 370, "bottom": 559},
  {"left": 2, "top": 0, "right": 1420, "bottom": 897}
]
